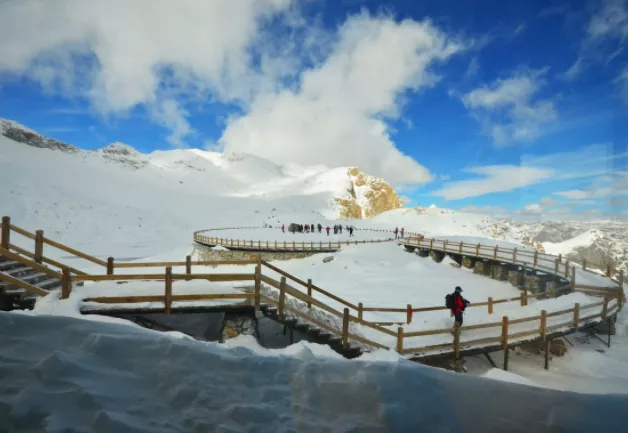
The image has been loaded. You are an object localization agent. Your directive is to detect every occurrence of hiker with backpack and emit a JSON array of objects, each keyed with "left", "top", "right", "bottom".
[{"left": 446, "top": 286, "right": 470, "bottom": 328}]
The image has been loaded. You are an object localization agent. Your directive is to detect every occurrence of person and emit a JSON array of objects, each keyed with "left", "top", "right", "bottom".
[
  {"left": 318, "top": 223, "right": 322, "bottom": 233},
  {"left": 394, "top": 227, "right": 399, "bottom": 239},
  {"left": 281, "top": 224, "right": 285, "bottom": 233},
  {"left": 326, "top": 226, "right": 330, "bottom": 236},
  {"left": 348, "top": 226, "right": 354, "bottom": 237},
  {"left": 400, "top": 227, "right": 405, "bottom": 238},
  {"left": 339, "top": 225, "right": 342, "bottom": 234},
  {"left": 451, "top": 286, "right": 470, "bottom": 328}
]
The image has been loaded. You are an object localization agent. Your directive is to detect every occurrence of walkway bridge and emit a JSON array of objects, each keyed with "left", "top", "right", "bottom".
[{"left": 1, "top": 217, "right": 624, "bottom": 370}]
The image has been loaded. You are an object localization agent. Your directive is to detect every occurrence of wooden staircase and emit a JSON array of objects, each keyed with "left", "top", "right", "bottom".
[
  {"left": 260, "top": 304, "right": 363, "bottom": 359},
  {"left": 0, "top": 252, "right": 58, "bottom": 311}
]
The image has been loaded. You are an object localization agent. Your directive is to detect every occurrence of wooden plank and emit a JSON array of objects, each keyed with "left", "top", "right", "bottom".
[
  {"left": 362, "top": 307, "right": 407, "bottom": 313},
  {"left": 83, "top": 295, "right": 164, "bottom": 303},
  {"left": 0, "top": 271, "right": 49, "bottom": 296},
  {"left": 460, "top": 336, "right": 502, "bottom": 347},
  {"left": 0, "top": 246, "right": 62, "bottom": 279},
  {"left": 9, "top": 244, "right": 87, "bottom": 275},
  {"left": 403, "top": 328, "right": 454, "bottom": 337},
  {"left": 262, "top": 260, "right": 358, "bottom": 310},
  {"left": 73, "top": 273, "right": 255, "bottom": 282},
  {"left": 42, "top": 236, "right": 107, "bottom": 267},
  {"left": 165, "top": 267, "right": 172, "bottom": 314},
  {"left": 402, "top": 341, "right": 455, "bottom": 355},
  {"left": 462, "top": 321, "right": 502, "bottom": 331},
  {"left": 172, "top": 273, "right": 255, "bottom": 282},
  {"left": 547, "top": 307, "right": 575, "bottom": 318},
  {"left": 8, "top": 223, "right": 36, "bottom": 240},
  {"left": 508, "top": 315, "right": 541, "bottom": 325},
  {"left": 580, "top": 301, "right": 605, "bottom": 310}
]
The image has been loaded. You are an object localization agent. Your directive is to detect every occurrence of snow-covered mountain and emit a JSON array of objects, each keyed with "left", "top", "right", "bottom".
[{"left": 0, "top": 118, "right": 403, "bottom": 254}]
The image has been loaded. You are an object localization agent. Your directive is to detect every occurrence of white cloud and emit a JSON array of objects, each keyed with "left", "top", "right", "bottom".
[
  {"left": 459, "top": 205, "right": 509, "bottom": 217},
  {"left": 430, "top": 165, "right": 554, "bottom": 200},
  {"left": 0, "top": 0, "right": 293, "bottom": 141},
  {"left": 461, "top": 68, "right": 557, "bottom": 145},
  {"left": 522, "top": 203, "right": 542, "bottom": 214},
  {"left": 554, "top": 189, "right": 592, "bottom": 200},
  {"left": 0, "top": 2, "right": 464, "bottom": 184},
  {"left": 220, "top": 14, "right": 465, "bottom": 183}
]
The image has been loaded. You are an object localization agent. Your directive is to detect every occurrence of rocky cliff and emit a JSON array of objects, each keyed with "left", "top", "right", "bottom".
[
  {"left": 336, "top": 168, "right": 404, "bottom": 219},
  {"left": 0, "top": 119, "right": 79, "bottom": 153}
]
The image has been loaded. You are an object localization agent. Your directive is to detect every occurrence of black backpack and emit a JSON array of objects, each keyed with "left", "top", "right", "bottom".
[{"left": 445, "top": 293, "right": 455, "bottom": 310}]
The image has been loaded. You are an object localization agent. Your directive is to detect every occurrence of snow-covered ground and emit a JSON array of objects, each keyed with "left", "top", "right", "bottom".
[
  {"left": 2, "top": 313, "right": 627, "bottom": 433},
  {"left": 2, "top": 130, "right": 627, "bottom": 399}
]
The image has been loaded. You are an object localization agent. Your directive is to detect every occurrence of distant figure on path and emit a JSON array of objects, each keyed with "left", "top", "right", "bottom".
[
  {"left": 348, "top": 226, "right": 354, "bottom": 237},
  {"left": 339, "top": 225, "right": 343, "bottom": 234},
  {"left": 326, "top": 226, "right": 331, "bottom": 236},
  {"left": 281, "top": 224, "right": 285, "bottom": 233},
  {"left": 318, "top": 223, "right": 322, "bottom": 233},
  {"left": 394, "top": 227, "right": 399, "bottom": 239},
  {"left": 400, "top": 228, "right": 405, "bottom": 238},
  {"left": 446, "top": 286, "right": 470, "bottom": 328}
]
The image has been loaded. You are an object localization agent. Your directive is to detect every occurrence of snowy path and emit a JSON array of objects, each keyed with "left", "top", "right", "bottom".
[{"left": 196, "top": 227, "right": 394, "bottom": 243}]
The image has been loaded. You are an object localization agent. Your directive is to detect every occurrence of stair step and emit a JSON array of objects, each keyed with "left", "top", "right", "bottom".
[
  {"left": 0, "top": 271, "right": 48, "bottom": 287},
  {"left": 3, "top": 265, "right": 34, "bottom": 277},
  {"left": 0, "top": 260, "right": 22, "bottom": 272}
]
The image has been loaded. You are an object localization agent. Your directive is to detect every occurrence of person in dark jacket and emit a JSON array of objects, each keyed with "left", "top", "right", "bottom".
[
  {"left": 326, "top": 226, "right": 331, "bottom": 236},
  {"left": 451, "top": 286, "right": 470, "bottom": 327}
]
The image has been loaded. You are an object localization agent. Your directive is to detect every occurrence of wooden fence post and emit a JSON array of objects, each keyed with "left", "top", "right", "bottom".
[
  {"left": 512, "top": 248, "right": 517, "bottom": 263},
  {"left": 520, "top": 292, "right": 525, "bottom": 307},
  {"left": 407, "top": 304, "right": 412, "bottom": 324},
  {"left": 165, "top": 266, "right": 172, "bottom": 315},
  {"left": 493, "top": 245, "right": 498, "bottom": 260},
  {"left": 544, "top": 338, "right": 550, "bottom": 370},
  {"left": 571, "top": 266, "right": 576, "bottom": 292},
  {"left": 278, "top": 277, "right": 286, "bottom": 320},
  {"left": 254, "top": 262, "right": 261, "bottom": 311},
  {"left": 582, "top": 259, "right": 587, "bottom": 271},
  {"left": 540, "top": 310, "right": 547, "bottom": 341},
  {"left": 502, "top": 316, "right": 509, "bottom": 371},
  {"left": 342, "top": 308, "right": 350, "bottom": 349},
  {"left": 454, "top": 325, "right": 461, "bottom": 360},
  {"left": 430, "top": 239, "right": 434, "bottom": 250},
  {"left": 573, "top": 303, "right": 580, "bottom": 328},
  {"left": 459, "top": 242, "right": 463, "bottom": 254},
  {"left": 107, "top": 257, "right": 114, "bottom": 275},
  {"left": 307, "top": 279, "right": 313, "bottom": 309},
  {"left": 554, "top": 258, "right": 559, "bottom": 274},
  {"left": 358, "top": 302, "right": 363, "bottom": 321},
  {"left": 61, "top": 266, "right": 71, "bottom": 299},
  {"left": 1, "top": 216, "right": 10, "bottom": 249},
  {"left": 396, "top": 327, "right": 404, "bottom": 353},
  {"left": 488, "top": 297, "right": 493, "bottom": 314},
  {"left": 475, "top": 244, "right": 480, "bottom": 256},
  {"left": 533, "top": 250, "right": 538, "bottom": 268},
  {"left": 564, "top": 261, "right": 569, "bottom": 278},
  {"left": 606, "top": 265, "right": 611, "bottom": 278},
  {"left": 558, "top": 253, "right": 562, "bottom": 263},
  {"left": 619, "top": 270, "right": 624, "bottom": 287},
  {"left": 34, "top": 230, "right": 44, "bottom": 264},
  {"left": 185, "top": 255, "right": 192, "bottom": 275},
  {"left": 602, "top": 296, "right": 609, "bottom": 320},
  {"left": 523, "top": 289, "right": 528, "bottom": 306}
]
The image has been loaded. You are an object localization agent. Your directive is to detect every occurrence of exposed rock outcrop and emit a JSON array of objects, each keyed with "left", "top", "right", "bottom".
[
  {"left": 336, "top": 167, "right": 404, "bottom": 219},
  {"left": 1, "top": 119, "right": 79, "bottom": 153}
]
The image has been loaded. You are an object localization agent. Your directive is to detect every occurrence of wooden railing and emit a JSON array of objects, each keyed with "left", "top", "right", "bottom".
[
  {"left": 1, "top": 216, "right": 625, "bottom": 359},
  {"left": 404, "top": 236, "right": 625, "bottom": 284}
]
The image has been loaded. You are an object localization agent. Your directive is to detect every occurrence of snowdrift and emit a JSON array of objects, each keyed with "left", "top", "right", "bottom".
[{"left": 1, "top": 313, "right": 626, "bottom": 433}]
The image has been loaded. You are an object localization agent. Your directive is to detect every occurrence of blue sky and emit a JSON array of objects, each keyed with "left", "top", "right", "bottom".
[{"left": 1, "top": 0, "right": 627, "bottom": 220}]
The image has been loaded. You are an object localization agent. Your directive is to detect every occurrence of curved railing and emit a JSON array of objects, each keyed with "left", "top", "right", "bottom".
[{"left": 193, "top": 226, "right": 407, "bottom": 252}]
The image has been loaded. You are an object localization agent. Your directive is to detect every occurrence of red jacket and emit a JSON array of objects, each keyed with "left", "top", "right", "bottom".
[{"left": 453, "top": 293, "right": 466, "bottom": 313}]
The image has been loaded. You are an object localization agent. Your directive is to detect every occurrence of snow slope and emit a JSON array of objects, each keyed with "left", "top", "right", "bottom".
[{"left": 2, "top": 313, "right": 627, "bottom": 433}]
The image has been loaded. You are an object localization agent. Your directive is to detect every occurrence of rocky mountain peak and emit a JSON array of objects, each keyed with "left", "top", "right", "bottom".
[
  {"left": 0, "top": 118, "right": 79, "bottom": 153},
  {"left": 337, "top": 167, "right": 404, "bottom": 219}
]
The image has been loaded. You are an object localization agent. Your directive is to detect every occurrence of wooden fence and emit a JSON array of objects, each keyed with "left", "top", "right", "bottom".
[
  {"left": 404, "top": 235, "right": 624, "bottom": 283},
  {"left": 1, "top": 216, "right": 625, "bottom": 360}
]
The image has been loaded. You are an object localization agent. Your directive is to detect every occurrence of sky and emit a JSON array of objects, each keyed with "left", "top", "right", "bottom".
[{"left": 0, "top": 0, "right": 627, "bottom": 221}]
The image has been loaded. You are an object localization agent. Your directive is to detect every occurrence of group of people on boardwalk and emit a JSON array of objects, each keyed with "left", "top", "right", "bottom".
[
  {"left": 280, "top": 222, "right": 354, "bottom": 237},
  {"left": 393, "top": 227, "right": 405, "bottom": 239}
]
